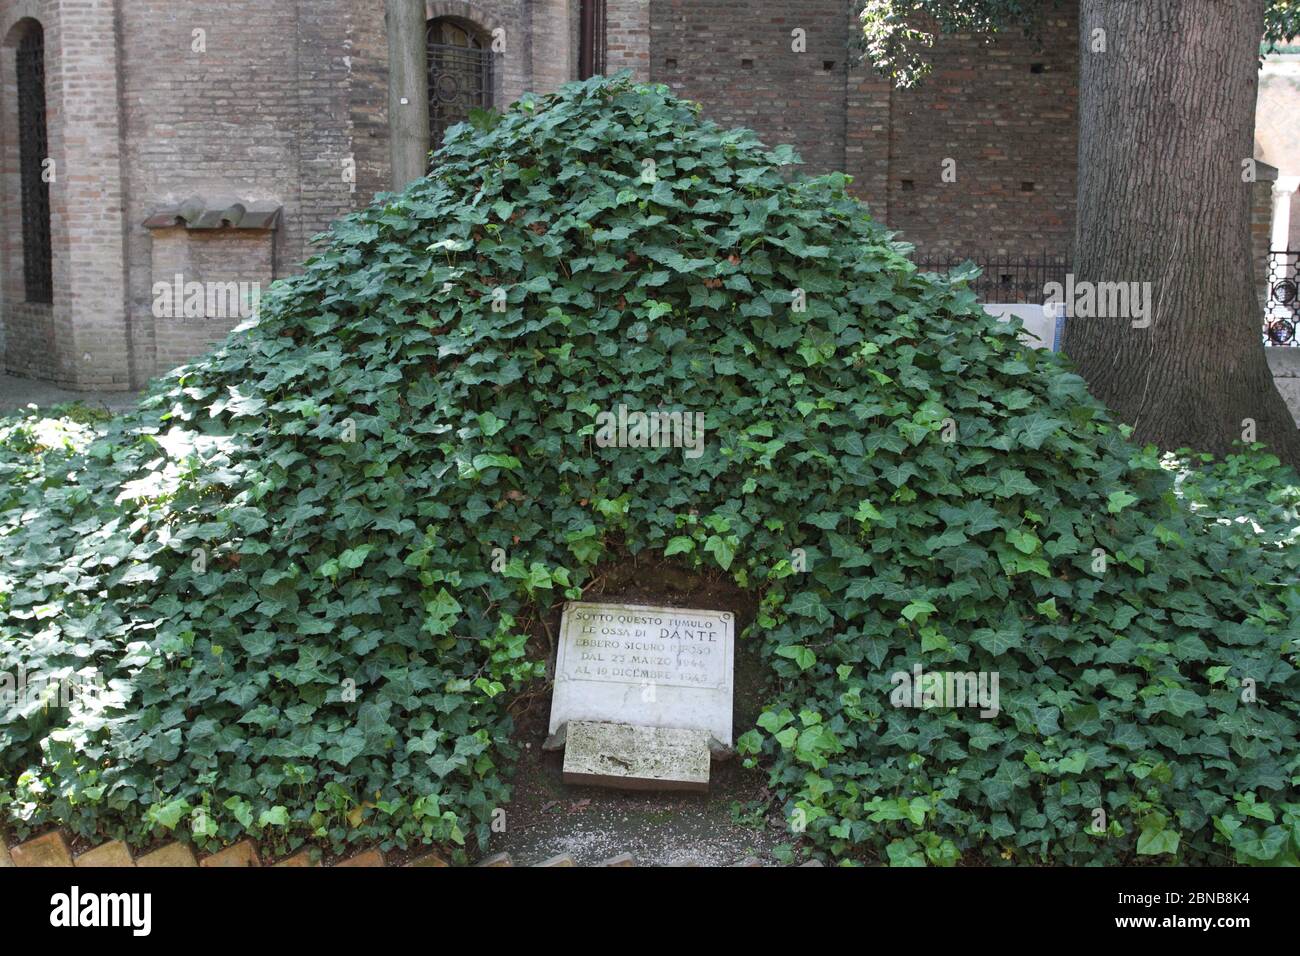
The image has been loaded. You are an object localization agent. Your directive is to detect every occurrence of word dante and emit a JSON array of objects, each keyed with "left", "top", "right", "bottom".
[{"left": 658, "top": 627, "right": 718, "bottom": 642}]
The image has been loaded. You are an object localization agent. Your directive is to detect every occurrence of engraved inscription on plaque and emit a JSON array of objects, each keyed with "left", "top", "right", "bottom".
[
  {"left": 559, "top": 605, "right": 727, "bottom": 690},
  {"left": 548, "top": 601, "right": 735, "bottom": 748}
]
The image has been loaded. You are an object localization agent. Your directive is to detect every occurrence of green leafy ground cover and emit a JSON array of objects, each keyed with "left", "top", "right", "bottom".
[{"left": 2, "top": 75, "right": 1298, "bottom": 865}]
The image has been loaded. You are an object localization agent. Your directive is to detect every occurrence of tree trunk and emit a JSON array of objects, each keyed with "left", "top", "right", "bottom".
[
  {"left": 1063, "top": 0, "right": 1300, "bottom": 469},
  {"left": 386, "top": 0, "right": 430, "bottom": 190}
]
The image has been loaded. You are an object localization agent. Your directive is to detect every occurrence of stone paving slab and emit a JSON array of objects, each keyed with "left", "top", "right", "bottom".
[
  {"left": 74, "top": 840, "right": 135, "bottom": 867},
  {"left": 336, "top": 849, "right": 385, "bottom": 867},
  {"left": 136, "top": 843, "right": 198, "bottom": 867},
  {"left": 274, "top": 851, "right": 321, "bottom": 867},
  {"left": 201, "top": 840, "right": 260, "bottom": 867},
  {"left": 10, "top": 832, "right": 73, "bottom": 867},
  {"left": 562, "top": 720, "right": 711, "bottom": 792}
]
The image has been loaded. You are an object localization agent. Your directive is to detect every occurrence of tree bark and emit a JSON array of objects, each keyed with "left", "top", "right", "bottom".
[
  {"left": 386, "top": 0, "right": 430, "bottom": 190},
  {"left": 1063, "top": 0, "right": 1300, "bottom": 469}
]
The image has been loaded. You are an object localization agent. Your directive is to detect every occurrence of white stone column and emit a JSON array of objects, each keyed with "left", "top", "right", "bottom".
[{"left": 1272, "top": 176, "right": 1298, "bottom": 251}]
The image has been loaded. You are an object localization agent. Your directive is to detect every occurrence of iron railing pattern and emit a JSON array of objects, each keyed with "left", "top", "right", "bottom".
[{"left": 1264, "top": 250, "right": 1298, "bottom": 347}]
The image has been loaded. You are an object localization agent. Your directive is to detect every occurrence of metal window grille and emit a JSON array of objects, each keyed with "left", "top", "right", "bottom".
[
  {"left": 1264, "top": 250, "right": 1298, "bottom": 347},
  {"left": 17, "top": 27, "right": 52, "bottom": 304},
  {"left": 427, "top": 19, "right": 493, "bottom": 152}
]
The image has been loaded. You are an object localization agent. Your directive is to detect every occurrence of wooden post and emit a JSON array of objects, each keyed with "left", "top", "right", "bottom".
[{"left": 386, "top": 0, "right": 430, "bottom": 190}]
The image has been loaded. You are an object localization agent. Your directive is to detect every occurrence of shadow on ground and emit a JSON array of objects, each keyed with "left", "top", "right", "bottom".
[{"left": 0, "top": 373, "right": 142, "bottom": 416}]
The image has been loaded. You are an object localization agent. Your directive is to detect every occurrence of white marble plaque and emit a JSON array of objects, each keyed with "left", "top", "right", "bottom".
[{"left": 548, "top": 601, "right": 734, "bottom": 747}]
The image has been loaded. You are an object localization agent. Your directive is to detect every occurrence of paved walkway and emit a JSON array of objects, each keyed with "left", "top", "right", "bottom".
[{"left": 0, "top": 373, "right": 143, "bottom": 417}]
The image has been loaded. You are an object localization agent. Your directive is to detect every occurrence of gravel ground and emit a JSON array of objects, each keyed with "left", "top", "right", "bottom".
[{"left": 482, "top": 738, "right": 801, "bottom": 867}]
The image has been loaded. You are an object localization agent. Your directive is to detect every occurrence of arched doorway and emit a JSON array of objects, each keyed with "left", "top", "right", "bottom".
[{"left": 426, "top": 17, "right": 493, "bottom": 151}]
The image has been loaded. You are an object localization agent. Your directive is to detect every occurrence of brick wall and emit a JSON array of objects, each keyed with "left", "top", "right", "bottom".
[
  {"left": 530, "top": 0, "right": 575, "bottom": 93},
  {"left": 1252, "top": 167, "right": 1278, "bottom": 314},
  {"left": 148, "top": 228, "right": 274, "bottom": 372},
  {"left": 2, "top": 0, "right": 1084, "bottom": 390},
  {"left": 115, "top": 0, "right": 566, "bottom": 383},
  {"left": 843, "top": 66, "right": 892, "bottom": 216},
  {"left": 883, "top": 4, "right": 1079, "bottom": 260},
  {"left": 647, "top": 0, "right": 1079, "bottom": 261},
  {"left": 118, "top": 1, "right": 304, "bottom": 381},
  {"left": 605, "top": 0, "right": 649, "bottom": 80},
  {"left": 0, "top": 0, "right": 581, "bottom": 388},
  {"left": 1256, "top": 54, "right": 1300, "bottom": 249},
  {"left": 1, "top": 0, "right": 132, "bottom": 389},
  {"left": 350, "top": 4, "right": 391, "bottom": 203},
  {"left": 650, "top": 0, "right": 850, "bottom": 176}
]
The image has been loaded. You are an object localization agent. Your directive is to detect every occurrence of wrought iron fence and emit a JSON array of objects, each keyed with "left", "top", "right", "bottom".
[
  {"left": 1264, "top": 250, "right": 1299, "bottom": 347},
  {"left": 913, "top": 252, "right": 1069, "bottom": 304}
]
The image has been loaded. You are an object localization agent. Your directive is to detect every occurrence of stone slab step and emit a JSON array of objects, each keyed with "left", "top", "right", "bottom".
[{"left": 562, "top": 721, "right": 710, "bottom": 792}]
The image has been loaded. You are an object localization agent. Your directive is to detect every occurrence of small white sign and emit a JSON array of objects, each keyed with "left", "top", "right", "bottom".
[
  {"left": 549, "top": 602, "right": 735, "bottom": 747},
  {"left": 984, "top": 303, "right": 1057, "bottom": 350}
]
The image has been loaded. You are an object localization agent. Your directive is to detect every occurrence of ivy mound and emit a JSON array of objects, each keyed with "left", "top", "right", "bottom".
[{"left": 3, "top": 75, "right": 1298, "bottom": 865}]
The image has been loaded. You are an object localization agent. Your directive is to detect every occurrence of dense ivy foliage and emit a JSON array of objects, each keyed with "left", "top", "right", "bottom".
[{"left": 2, "top": 75, "right": 1297, "bottom": 864}]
